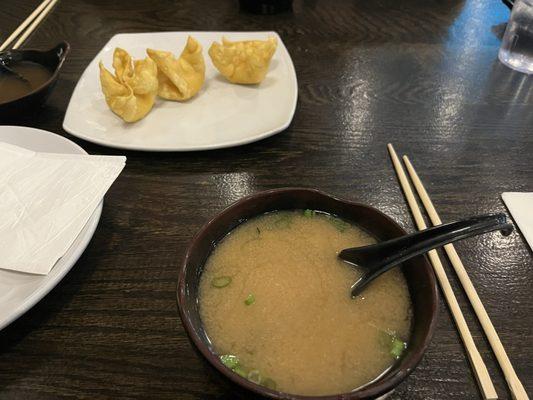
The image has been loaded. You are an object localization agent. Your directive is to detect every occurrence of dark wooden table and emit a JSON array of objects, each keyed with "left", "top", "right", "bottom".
[{"left": 1, "top": 0, "right": 532, "bottom": 399}]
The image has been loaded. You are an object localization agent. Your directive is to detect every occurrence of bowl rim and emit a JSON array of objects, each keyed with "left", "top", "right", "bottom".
[
  {"left": 0, "top": 41, "right": 70, "bottom": 107},
  {"left": 177, "top": 187, "right": 439, "bottom": 399}
]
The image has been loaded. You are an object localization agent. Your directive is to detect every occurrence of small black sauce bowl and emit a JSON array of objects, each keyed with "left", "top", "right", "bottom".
[
  {"left": 0, "top": 41, "right": 70, "bottom": 117},
  {"left": 177, "top": 188, "right": 439, "bottom": 400}
]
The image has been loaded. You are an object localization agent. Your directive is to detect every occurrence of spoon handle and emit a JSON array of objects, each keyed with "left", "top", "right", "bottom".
[{"left": 340, "top": 213, "right": 513, "bottom": 297}]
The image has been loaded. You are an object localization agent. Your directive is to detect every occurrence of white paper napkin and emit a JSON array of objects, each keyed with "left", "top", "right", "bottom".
[
  {"left": 502, "top": 192, "right": 533, "bottom": 251},
  {"left": 0, "top": 142, "right": 126, "bottom": 275}
]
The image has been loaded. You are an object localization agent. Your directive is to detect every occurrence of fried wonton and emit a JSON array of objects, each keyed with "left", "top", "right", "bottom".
[
  {"left": 146, "top": 36, "right": 205, "bottom": 101},
  {"left": 99, "top": 48, "right": 158, "bottom": 123},
  {"left": 208, "top": 37, "right": 277, "bottom": 84}
]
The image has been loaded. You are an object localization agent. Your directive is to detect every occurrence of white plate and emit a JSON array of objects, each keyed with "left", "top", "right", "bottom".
[
  {"left": 63, "top": 31, "right": 298, "bottom": 151},
  {"left": 0, "top": 126, "right": 102, "bottom": 331}
]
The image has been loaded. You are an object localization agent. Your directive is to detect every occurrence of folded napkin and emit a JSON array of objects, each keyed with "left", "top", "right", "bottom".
[
  {"left": 502, "top": 192, "right": 533, "bottom": 251},
  {"left": 0, "top": 142, "right": 126, "bottom": 274}
]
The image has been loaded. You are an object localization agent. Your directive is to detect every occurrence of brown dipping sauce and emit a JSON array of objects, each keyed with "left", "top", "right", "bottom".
[{"left": 0, "top": 61, "right": 52, "bottom": 103}]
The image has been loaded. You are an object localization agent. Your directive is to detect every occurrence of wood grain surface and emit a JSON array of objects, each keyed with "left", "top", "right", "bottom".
[{"left": 0, "top": 0, "right": 532, "bottom": 399}]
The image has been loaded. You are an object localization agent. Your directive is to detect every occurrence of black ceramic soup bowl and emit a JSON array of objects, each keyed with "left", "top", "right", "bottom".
[
  {"left": 177, "top": 188, "right": 438, "bottom": 399},
  {"left": 0, "top": 41, "right": 69, "bottom": 116}
]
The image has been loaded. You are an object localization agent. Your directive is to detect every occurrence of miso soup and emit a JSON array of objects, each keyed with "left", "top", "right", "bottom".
[
  {"left": 0, "top": 61, "right": 52, "bottom": 103},
  {"left": 199, "top": 210, "right": 413, "bottom": 396}
]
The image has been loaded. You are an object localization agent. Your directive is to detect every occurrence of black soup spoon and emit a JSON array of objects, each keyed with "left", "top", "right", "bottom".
[{"left": 339, "top": 213, "right": 513, "bottom": 298}]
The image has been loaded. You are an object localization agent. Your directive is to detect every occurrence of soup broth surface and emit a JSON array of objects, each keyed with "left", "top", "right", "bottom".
[
  {"left": 0, "top": 61, "right": 52, "bottom": 103},
  {"left": 199, "top": 210, "right": 412, "bottom": 396}
]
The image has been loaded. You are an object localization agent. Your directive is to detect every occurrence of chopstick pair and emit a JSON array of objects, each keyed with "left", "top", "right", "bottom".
[
  {"left": 387, "top": 144, "right": 528, "bottom": 400},
  {"left": 0, "top": 0, "right": 59, "bottom": 52}
]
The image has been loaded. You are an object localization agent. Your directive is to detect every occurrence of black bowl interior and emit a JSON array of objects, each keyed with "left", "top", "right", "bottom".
[{"left": 178, "top": 188, "right": 438, "bottom": 399}]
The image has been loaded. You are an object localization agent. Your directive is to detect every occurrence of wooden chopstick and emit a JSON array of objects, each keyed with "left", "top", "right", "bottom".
[
  {"left": 387, "top": 144, "right": 498, "bottom": 400},
  {"left": 403, "top": 155, "right": 529, "bottom": 400},
  {"left": 0, "top": 0, "right": 52, "bottom": 51},
  {"left": 12, "top": 0, "right": 58, "bottom": 50}
]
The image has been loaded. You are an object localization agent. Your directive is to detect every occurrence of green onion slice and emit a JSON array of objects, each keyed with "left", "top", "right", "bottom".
[
  {"left": 303, "top": 209, "right": 315, "bottom": 217},
  {"left": 390, "top": 337, "right": 406, "bottom": 359},
  {"left": 211, "top": 276, "right": 232, "bottom": 288},
  {"left": 262, "top": 377, "right": 277, "bottom": 390},
  {"left": 247, "top": 369, "right": 262, "bottom": 384},
  {"left": 233, "top": 365, "right": 248, "bottom": 378},
  {"left": 220, "top": 354, "right": 239, "bottom": 369},
  {"left": 244, "top": 293, "right": 255, "bottom": 306}
]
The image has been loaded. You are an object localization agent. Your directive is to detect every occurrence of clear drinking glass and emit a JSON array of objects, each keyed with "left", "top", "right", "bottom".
[{"left": 498, "top": 0, "right": 533, "bottom": 74}]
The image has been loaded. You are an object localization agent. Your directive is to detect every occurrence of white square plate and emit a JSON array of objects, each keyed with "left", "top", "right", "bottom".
[{"left": 63, "top": 31, "right": 297, "bottom": 151}]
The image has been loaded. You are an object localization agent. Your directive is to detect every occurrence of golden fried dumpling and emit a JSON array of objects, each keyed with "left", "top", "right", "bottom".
[
  {"left": 99, "top": 48, "right": 158, "bottom": 123},
  {"left": 146, "top": 36, "right": 205, "bottom": 101},
  {"left": 208, "top": 37, "right": 277, "bottom": 84}
]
